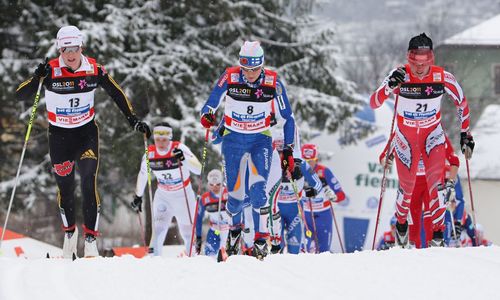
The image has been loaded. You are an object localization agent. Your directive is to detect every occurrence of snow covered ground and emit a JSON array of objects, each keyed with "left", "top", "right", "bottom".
[{"left": 1, "top": 246, "right": 499, "bottom": 300}]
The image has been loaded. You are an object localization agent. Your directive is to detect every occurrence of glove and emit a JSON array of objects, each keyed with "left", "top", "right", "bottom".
[
  {"left": 34, "top": 57, "right": 50, "bottom": 79},
  {"left": 129, "top": 116, "right": 152, "bottom": 138},
  {"left": 304, "top": 186, "right": 317, "bottom": 198},
  {"left": 291, "top": 158, "right": 303, "bottom": 180},
  {"left": 324, "top": 188, "right": 338, "bottom": 203},
  {"left": 381, "top": 153, "right": 394, "bottom": 169},
  {"left": 195, "top": 236, "right": 202, "bottom": 255},
  {"left": 280, "top": 145, "right": 295, "bottom": 173},
  {"left": 460, "top": 132, "right": 474, "bottom": 160},
  {"left": 130, "top": 195, "right": 142, "bottom": 213},
  {"left": 444, "top": 179, "right": 456, "bottom": 203},
  {"left": 387, "top": 67, "right": 406, "bottom": 89},
  {"left": 200, "top": 112, "right": 216, "bottom": 128},
  {"left": 173, "top": 148, "right": 185, "bottom": 161}
]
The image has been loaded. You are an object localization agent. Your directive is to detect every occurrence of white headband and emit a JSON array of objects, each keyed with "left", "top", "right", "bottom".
[{"left": 153, "top": 126, "right": 173, "bottom": 139}]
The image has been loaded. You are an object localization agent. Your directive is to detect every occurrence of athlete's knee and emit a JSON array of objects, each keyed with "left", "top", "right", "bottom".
[
  {"left": 249, "top": 182, "right": 267, "bottom": 208},
  {"left": 226, "top": 197, "right": 244, "bottom": 215}
]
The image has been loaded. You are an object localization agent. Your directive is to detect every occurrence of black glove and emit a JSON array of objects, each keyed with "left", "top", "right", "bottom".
[
  {"left": 173, "top": 148, "right": 185, "bottom": 161},
  {"left": 129, "top": 116, "right": 152, "bottom": 138},
  {"left": 304, "top": 186, "right": 317, "bottom": 198},
  {"left": 34, "top": 57, "right": 50, "bottom": 79},
  {"left": 130, "top": 195, "right": 142, "bottom": 213},
  {"left": 291, "top": 158, "right": 303, "bottom": 180},
  {"left": 280, "top": 145, "right": 295, "bottom": 173},
  {"left": 453, "top": 221, "right": 462, "bottom": 238},
  {"left": 195, "top": 236, "right": 202, "bottom": 255},
  {"left": 387, "top": 67, "right": 406, "bottom": 89},
  {"left": 444, "top": 179, "right": 456, "bottom": 203},
  {"left": 460, "top": 132, "right": 474, "bottom": 159}
]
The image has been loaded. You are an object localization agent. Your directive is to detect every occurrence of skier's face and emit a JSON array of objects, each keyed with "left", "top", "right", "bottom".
[
  {"left": 208, "top": 182, "right": 222, "bottom": 194},
  {"left": 407, "top": 49, "right": 433, "bottom": 77},
  {"left": 306, "top": 159, "right": 317, "bottom": 168},
  {"left": 59, "top": 46, "right": 82, "bottom": 70},
  {"left": 242, "top": 66, "right": 262, "bottom": 82},
  {"left": 154, "top": 136, "right": 170, "bottom": 151}
]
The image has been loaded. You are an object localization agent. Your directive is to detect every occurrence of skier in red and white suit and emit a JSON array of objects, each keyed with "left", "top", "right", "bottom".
[{"left": 371, "top": 33, "right": 475, "bottom": 247}]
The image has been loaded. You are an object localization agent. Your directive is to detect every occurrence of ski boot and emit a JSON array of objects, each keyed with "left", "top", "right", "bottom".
[
  {"left": 62, "top": 226, "right": 78, "bottom": 259},
  {"left": 429, "top": 231, "right": 445, "bottom": 247},
  {"left": 270, "top": 244, "right": 283, "bottom": 254},
  {"left": 395, "top": 221, "right": 410, "bottom": 248},
  {"left": 252, "top": 239, "right": 269, "bottom": 260},
  {"left": 226, "top": 228, "right": 242, "bottom": 256},
  {"left": 84, "top": 234, "right": 99, "bottom": 257}
]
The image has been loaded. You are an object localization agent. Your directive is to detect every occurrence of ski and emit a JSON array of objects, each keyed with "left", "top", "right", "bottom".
[{"left": 46, "top": 252, "right": 78, "bottom": 261}]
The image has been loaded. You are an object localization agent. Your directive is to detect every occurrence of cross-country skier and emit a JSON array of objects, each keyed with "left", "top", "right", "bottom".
[
  {"left": 301, "top": 144, "right": 346, "bottom": 253},
  {"left": 200, "top": 41, "right": 296, "bottom": 259},
  {"left": 370, "top": 33, "right": 475, "bottom": 247},
  {"left": 131, "top": 123, "right": 201, "bottom": 256},
  {"left": 16, "top": 25, "right": 150, "bottom": 258},
  {"left": 194, "top": 169, "right": 230, "bottom": 256}
]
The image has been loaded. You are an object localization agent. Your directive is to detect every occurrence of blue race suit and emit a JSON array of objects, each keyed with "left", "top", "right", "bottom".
[
  {"left": 279, "top": 161, "right": 322, "bottom": 253},
  {"left": 303, "top": 164, "right": 345, "bottom": 253},
  {"left": 195, "top": 189, "right": 230, "bottom": 255},
  {"left": 201, "top": 66, "right": 295, "bottom": 241},
  {"left": 444, "top": 177, "right": 477, "bottom": 246}
]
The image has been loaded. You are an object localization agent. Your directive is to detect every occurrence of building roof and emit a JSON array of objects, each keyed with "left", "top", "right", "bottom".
[{"left": 443, "top": 14, "right": 500, "bottom": 46}]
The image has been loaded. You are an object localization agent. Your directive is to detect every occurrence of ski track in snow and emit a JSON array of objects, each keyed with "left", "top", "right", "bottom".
[{"left": 1, "top": 246, "right": 500, "bottom": 300}]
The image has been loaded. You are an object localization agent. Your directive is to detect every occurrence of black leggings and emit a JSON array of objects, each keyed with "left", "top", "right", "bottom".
[{"left": 48, "top": 121, "right": 100, "bottom": 235}]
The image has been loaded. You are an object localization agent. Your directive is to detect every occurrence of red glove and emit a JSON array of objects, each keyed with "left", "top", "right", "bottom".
[{"left": 201, "top": 113, "right": 216, "bottom": 128}]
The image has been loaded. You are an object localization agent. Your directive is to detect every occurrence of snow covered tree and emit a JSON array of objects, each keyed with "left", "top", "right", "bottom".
[{"left": 0, "top": 0, "right": 362, "bottom": 245}]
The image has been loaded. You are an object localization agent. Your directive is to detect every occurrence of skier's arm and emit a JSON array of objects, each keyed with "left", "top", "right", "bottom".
[
  {"left": 443, "top": 71, "right": 471, "bottom": 133},
  {"left": 370, "top": 68, "right": 401, "bottom": 109},
  {"left": 179, "top": 143, "right": 202, "bottom": 175},
  {"left": 195, "top": 196, "right": 206, "bottom": 237},
  {"left": 97, "top": 65, "right": 138, "bottom": 126},
  {"left": 324, "top": 167, "right": 346, "bottom": 202},
  {"left": 301, "top": 162, "right": 323, "bottom": 193},
  {"left": 273, "top": 79, "right": 296, "bottom": 146},
  {"left": 134, "top": 154, "right": 148, "bottom": 197},
  {"left": 16, "top": 60, "right": 51, "bottom": 101},
  {"left": 201, "top": 70, "right": 228, "bottom": 115}
]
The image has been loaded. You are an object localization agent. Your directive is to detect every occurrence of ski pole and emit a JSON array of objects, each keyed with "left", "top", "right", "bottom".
[
  {"left": 465, "top": 159, "right": 479, "bottom": 246},
  {"left": 143, "top": 135, "right": 155, "bottom": 253},
  {"left": 1, "top": 77, "right": 44, "bottom": 250},
  {"left": 177, "top": 149, "right": 193, "bottom": 225},
  {"left": 290, "top": 178, "right": 313, "bottom": 239},
  {"left": 330, "top": 204, "right": 345, "bottom": 253},
  {"left": 307, "top": 197, "right": 320, "bottom": 253},
  {"left": 447, "top": 205, "right": 459, "bottom": 247},
  {"left": 188, "top": 128, "right": 210, "bottom": 257},
  {"left": 216, "top": 163, "right": 225, "bottom": 235},
  {"left": 372, "top": 94, "right": 399, "bottom": 251}
]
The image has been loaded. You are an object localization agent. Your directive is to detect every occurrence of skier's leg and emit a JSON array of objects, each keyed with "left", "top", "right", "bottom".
[
  {"left": 151, "top": 191, "right": 173, "bottom": 256},
  {"left": 76, "top": 122, "right": 100, "bottom": 256},
  {"left": 421, "top": 124, "right": 446, "bottom": 246},
  {"left": 393, "top": 126, "right": 419, "bottom": 247},
  {"left": 48, "top": 125, "right": 78, "bottom": 258},
  {"left": 177, "top": 187, "right": 197, "bottom": 254},
  {"left": 204, "top": 228, "right": 220, "bottom": 256},
  {"left": 315, "top": 209, "right": 333, "bottom": 253},
  {"left": 408, "top": 176, "right": 426, "bottom": 248}
]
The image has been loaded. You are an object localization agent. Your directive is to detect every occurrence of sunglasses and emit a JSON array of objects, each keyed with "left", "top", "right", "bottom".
[
  {"left": 61, "top": 46, "right": 81, "bottom": 53},
  {"left": 209, "top": 183, "right": 222, "bottom": 187},
  {"left": 241, "top": 66, "right": 262, "bottom": 72}
]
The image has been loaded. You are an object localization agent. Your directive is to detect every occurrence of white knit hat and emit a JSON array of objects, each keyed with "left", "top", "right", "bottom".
[{"left": 207, "top": 169, "right": 223, "bottom": 185}]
